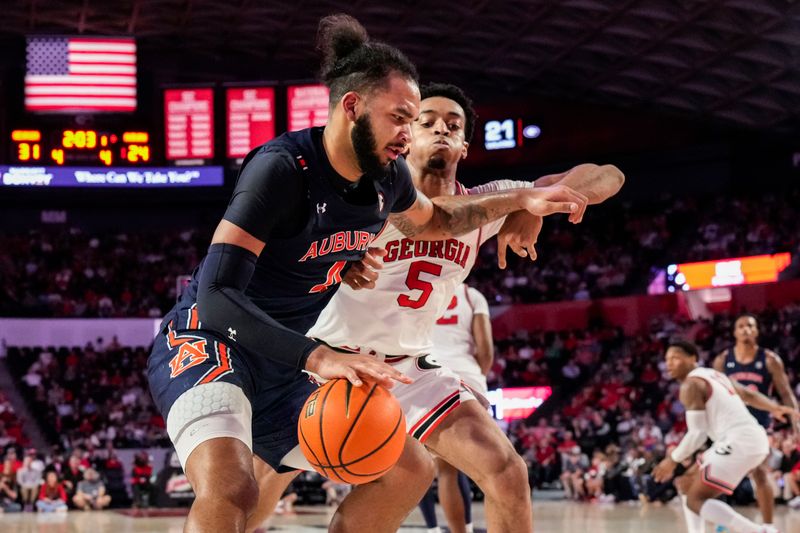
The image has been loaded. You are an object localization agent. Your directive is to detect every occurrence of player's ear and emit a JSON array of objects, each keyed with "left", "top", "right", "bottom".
[
  {"left": 341, "top": 92, "right": 360, "bottom": 122},
  {"left": 461, "top": 141, "right": 469, "bottom": 160}
]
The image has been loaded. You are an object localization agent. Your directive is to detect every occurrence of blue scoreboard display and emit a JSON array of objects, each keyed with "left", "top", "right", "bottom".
[{"left": 483, "top": 118, "right": 541, "bottom": 151}]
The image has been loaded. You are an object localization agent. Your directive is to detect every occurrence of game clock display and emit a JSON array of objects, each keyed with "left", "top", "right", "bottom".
[{"left": 11, "top": 128, "right": 152, "bottom": 166}]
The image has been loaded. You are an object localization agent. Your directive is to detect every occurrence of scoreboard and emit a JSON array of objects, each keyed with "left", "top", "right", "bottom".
[
  {"left": 226, "top": 87, "right": 275, "bottom": 158},
  {"left": 10, "top": 128, "right": 151, "bottom": 166},
  {"left": 287, "top": 84, "right": 329, "bottom": 131}
]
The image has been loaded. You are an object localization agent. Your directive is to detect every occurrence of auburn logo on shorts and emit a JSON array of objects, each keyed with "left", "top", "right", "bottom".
[{"left": 169, "top": 338, "right": 210, "bottom": 378}]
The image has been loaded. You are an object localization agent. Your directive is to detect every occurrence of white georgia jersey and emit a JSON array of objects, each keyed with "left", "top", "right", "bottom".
[
  {"left": 308, "top": 179, "right": 531, "bottom": 356},
  {"left": 688, "top": 367, "right": 761, "bottom": 441},
  {"left": 430, "top": 283, "right": 490, "bottom": 391}
]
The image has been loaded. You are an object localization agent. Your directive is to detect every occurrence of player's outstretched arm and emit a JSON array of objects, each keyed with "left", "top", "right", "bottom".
[
  {"left": 534, "top": 164, "right": 624, "bottom": 205},
  {"left": 732, "top": 378, "right": 800, "bottom": 424},
  {"left": 389, "top": 185, "right": 588, "bottom": 241}
]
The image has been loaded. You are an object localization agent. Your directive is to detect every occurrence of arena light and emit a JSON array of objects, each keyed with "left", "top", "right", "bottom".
[
  {"left": 486, "top": 386, "right": 552, "bottom": 420},
  {"left": 662, "top": 253, "right": 792, "bottom": 293}
]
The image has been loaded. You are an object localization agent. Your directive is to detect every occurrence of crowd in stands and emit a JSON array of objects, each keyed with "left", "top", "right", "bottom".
[
  {"left": 2, "top": 304, "right": 798, "bottom": 513},
  {"left": 0, "top": 443, "right": 154, "bottom": 513},
  {"left": 470, "top": 188, "right": 800, "bottom": 304},
  {"left": 0, "top": 227, "right": 210, "bottom": 318},
  {"left": 1, "top": 188, "right": 799, "bottom": 318},
  {"left": 0, "top": 392, "right": 28, "bottom": 450},
  {"left": 508, "top": 304, "right": 800, "bottom": 509},
  {"left": 6, "top": 340, "right": 169, "bottom": 451}
]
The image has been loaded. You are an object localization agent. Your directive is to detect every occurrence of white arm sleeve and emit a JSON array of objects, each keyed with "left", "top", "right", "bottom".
[{"left": 670, "top": 410, "right": 709, "bottom": 463}]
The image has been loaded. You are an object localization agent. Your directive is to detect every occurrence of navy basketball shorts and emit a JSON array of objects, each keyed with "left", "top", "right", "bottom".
[{"left": 147, "top": 303, "right": 317, "bottom": 473}]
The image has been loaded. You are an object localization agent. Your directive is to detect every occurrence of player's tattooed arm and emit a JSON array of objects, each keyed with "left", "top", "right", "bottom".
[
  {"left": 389, "top": 186, "right": 588, "bottom": 241},
  {"left": 534, "top": 164, "right": 624, "bottom": 205}
]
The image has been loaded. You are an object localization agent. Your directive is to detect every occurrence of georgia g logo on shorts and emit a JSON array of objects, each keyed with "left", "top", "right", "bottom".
[
  {"left": 714, "top": 444, "right": 733, "bottom": 456},
  {"left": 415, "top": 355, "right": 442, "bottom": 371}
]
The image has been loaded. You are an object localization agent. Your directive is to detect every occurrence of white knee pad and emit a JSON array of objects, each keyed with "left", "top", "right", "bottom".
[{"left": 166, "top": 382, "right": 253, "bottom": 471}]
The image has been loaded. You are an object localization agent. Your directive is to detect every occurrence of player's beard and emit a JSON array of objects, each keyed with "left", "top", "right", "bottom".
[
  {"left": 425, "top": 153, "right": 448, "bottom": 171},
  {"left": 351, "top": 113, "right": 386, "bottom": 178}
]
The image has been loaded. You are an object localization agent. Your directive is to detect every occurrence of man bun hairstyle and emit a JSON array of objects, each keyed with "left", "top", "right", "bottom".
[
  {"left": 420, "top": 82, "right": 478, "bottom": 143},
  {"left": 317, "top": 14, "right": 418, "bottom": 104}
]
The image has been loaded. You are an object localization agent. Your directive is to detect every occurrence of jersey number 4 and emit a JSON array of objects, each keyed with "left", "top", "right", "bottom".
[{"left": 397, "top": 261, "right": 442, "bottom": 309}]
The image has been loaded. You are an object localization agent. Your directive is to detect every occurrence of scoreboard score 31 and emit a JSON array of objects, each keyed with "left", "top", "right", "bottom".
[{"left": 11, "top": 128, "right": 152, "bottom": 166}]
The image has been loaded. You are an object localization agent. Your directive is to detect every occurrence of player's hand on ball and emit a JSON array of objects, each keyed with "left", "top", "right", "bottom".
[
  {"left": 342, "top": 247, "right": 386, "bottom": 290},
  {"left": 496, "top": 211, "right": 543, "bottom": 269},
  {"left": 305, "top": 346, "right": 413, "bottom": 389},
  {"left": 652, "top": 457, "right": 677, "bottom": 483},
  {"left": 519, "top": 185, "right": 588, "bottom": 223}
]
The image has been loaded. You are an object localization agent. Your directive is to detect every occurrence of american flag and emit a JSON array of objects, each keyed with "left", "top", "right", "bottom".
[{"left": 25, "top": 36, "right": 137, "bottom": 112}]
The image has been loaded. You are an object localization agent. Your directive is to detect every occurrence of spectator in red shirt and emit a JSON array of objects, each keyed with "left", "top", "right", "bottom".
[
  {"left": 131, "top": 452, "right": 153, "bottom": 509},
  {"left": 36, "top": 471, "right": 67, "bottom": 513}
]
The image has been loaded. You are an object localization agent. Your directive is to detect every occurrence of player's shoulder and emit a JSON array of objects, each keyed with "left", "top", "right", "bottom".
[
  {"left": 763, "top": 349, "right": 786, "bottom": 369},
  {"left": 465, "top": 285, "right": 488, "bottom": 302},
  {"left": 681, "top": 373, "right": 711, "bottom": 398}
]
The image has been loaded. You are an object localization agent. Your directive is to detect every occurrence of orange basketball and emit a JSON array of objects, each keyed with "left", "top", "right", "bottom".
[{"left": 298, "top": 379, "right": 406, "bottom": 484}]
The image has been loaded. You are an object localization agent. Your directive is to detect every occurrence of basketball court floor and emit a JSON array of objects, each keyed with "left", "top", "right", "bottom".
[{"left": 2, "top": 500, "right": 798, "bottom": 532}]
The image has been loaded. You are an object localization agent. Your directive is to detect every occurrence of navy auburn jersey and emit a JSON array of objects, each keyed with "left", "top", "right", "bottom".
[
  {"left": 180, "top": 126, "right": 417, "bottom": 334},
  {"left": 724, "top": 347, "right": 773, "bottom": 427}
]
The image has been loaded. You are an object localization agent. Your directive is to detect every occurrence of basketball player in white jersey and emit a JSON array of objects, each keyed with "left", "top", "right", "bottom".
[
  {"left": 303, "top": 83, "right": 625, "bottom": 532},
  {"left": 418, "top": 283, "right": 493, "bottom": 533},
  {"left": 653, "top": 340, "right": 799, "bottom": 533}
]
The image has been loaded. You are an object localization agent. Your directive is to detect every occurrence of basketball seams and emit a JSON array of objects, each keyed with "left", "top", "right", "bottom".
[
  {"left": 299, "top": 379, "right": 406, "bottom": 483},
  {"left": 312, "top": 408, "right": 405, "bottom": 470},
  {"left": 317, "top": 379, "right": 343, "bottom": 482},
  {"left": 337, "top": 382, "right": 378, "bottom": 472}
]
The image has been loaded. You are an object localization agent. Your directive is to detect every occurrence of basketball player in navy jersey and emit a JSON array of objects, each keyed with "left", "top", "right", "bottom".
[
  {"left": 712, "top": 313, "right": 798, "bottom": 527},
  {"left": 146, "top": 14, "right": 589, "bottom": 533}
]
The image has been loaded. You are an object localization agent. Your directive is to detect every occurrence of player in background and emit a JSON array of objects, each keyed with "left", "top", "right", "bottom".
[
  {"left": 417, "top": 283, "right": 493, "bottom": 533},
  {"left": 301, "top": 83, "right": 623, "bottom": 533},
  {"left": 713, "top": 314, "right": 799, "bottom": 526},
  {"left": 151, "top": 15, "right": 591, "bottom": 533},
  {"left": 653, "top": 340, "right": 799, "bottom": 533}
]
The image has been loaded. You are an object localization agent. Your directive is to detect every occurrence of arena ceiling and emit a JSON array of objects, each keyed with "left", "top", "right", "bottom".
[{"left": 1, "top": 0, "right": 798, "bottom": 132}]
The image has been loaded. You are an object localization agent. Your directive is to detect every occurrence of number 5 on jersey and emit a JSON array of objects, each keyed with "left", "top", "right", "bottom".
[{"left": 397, "top": 261, "right": 442, "bottom": 309}]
